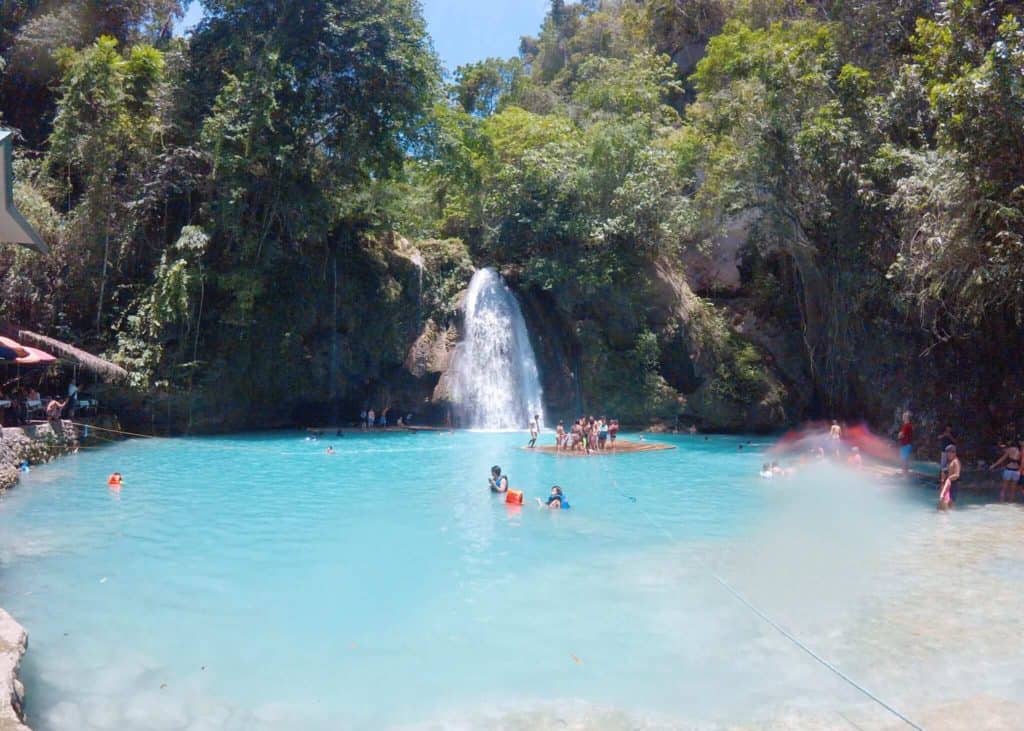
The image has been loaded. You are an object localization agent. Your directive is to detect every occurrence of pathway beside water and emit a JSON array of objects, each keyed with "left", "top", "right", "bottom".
[{"left": 0, "top": 431, "right": 1021, "bottom": 729}]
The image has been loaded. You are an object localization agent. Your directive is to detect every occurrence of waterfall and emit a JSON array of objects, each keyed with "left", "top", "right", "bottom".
[{"left": 449, "top": 268, "right": 545, "bottom": 430}]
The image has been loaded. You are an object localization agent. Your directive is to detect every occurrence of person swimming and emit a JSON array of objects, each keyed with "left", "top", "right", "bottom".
[
  {"left": 759, "top": 463, "right": 774, "bottom": 479},
  {"left": 537, "top": 485, "right": 569, "bottom": 509},
  {"left": 326, "top": 446, "right": 335, "bottom": 455},
  {"left": 488, "top": 465, "right": 509, "bottom": 493}
]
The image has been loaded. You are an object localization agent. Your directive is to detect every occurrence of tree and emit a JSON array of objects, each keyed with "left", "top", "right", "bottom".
[
  {"left": 45, "top": 36, "right": 168, "bottom": 333},
  {"left": 451, "top": 57, "right": 522, "bottom": 117}
]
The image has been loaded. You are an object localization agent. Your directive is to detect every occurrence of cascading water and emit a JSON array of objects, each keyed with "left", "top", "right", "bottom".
[{"left": 449, "top": 268, "right": 545, "bottom": 430}]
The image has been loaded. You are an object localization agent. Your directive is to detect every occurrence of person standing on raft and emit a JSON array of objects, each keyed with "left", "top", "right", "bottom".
[
  {"left": 527, "top": 415, "right": 539, "bottom": 448},
  {"left": 488, "top": 465, "right": 509, "bottom": 493}
]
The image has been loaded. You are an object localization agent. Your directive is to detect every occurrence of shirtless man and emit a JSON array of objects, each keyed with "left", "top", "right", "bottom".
[{"left": 939, "top": 445, "right": 961, "bottom": 509}]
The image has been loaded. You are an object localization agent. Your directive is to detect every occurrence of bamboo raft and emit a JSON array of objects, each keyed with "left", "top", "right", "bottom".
[{"left": 526, "top": 439, "right": 675, "bottom": 456}]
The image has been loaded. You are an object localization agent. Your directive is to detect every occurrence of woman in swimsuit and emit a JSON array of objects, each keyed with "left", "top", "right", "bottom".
[{"left": 990, "top": 439, "right": 1021, "bottom": 502}]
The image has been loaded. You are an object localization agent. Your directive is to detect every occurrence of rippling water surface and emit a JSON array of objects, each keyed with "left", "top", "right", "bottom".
[{"left": 1, "top": 431, "right": 1022, "bottom": 730}]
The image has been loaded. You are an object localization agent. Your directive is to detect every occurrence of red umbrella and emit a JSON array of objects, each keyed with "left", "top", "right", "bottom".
[{"left": 14, "top": 346, "right": 56, "bottom": 365}]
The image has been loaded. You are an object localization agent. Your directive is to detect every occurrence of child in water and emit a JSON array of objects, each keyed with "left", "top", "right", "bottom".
[
  {"left": 488, "top": 465, "right": 509, "bottom": 493},
  {"left": 537, "top": 485, "right": 569, "bottom": 509}
]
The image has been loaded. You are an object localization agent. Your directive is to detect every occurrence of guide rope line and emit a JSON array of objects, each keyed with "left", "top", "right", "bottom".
[
  {"left": 596, "top": 450, "right": 924, "bottom": 731},
  {"left": 69, "top": 421, "right": 162, "bottom": 440}
]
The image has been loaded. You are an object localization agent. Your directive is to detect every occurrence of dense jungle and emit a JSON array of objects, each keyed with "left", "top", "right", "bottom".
[{"left": 1, "top": 0, "right": 1022, "bottom": 445}]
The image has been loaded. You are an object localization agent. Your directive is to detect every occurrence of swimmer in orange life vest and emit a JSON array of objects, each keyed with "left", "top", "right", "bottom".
[{"left": 107, "top": 472, "right": 123, "bottom": 488}]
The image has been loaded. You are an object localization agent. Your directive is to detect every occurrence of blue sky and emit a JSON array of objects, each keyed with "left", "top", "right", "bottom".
[
  {"left": 175, "top": 1, "right": 548, "bottom": 73},
  {"left": 422, "top": 0, "right": 548, "bottom": 72}
]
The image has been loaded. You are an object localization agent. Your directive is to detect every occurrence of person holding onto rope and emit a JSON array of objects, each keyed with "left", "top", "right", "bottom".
[{"left": 488, "top": 465, "right": 509, "bottom": 494}]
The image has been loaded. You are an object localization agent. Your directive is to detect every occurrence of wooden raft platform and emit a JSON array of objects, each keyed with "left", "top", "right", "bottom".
[{"left": 526, "top": 438, "right": 675, "bottom": 456}]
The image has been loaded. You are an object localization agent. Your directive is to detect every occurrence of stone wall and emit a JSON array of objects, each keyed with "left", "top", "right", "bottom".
[{"left": 0, "top": 421, "right": 79, "bottom": 492}]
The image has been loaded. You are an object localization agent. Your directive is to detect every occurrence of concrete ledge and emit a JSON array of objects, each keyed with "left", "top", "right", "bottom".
[{"left": 0, "top": 609, "right": 29, "bottom": 731}]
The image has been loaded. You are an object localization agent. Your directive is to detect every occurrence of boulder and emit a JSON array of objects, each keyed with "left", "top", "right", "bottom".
[{"left": 0, "top": 609, "right": 29, "bottom": 731}]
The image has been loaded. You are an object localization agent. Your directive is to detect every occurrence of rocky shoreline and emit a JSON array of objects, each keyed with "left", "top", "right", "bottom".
[
  {"left": 1, "top": 422, "right": 80, "bottom": 492},
  {"left": 0, "top": 610, "right": 29, "bottom": 731},
  {"left": 0, "top": 421, "right": 80, "bottom": 731}
]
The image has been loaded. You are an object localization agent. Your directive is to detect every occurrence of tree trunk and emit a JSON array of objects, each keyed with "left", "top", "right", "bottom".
[{"left": 96, "top": 225, "right": 111, "bottom": 333}]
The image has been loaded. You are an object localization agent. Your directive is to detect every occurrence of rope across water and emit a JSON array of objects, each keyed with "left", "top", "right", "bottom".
[{"left": 597, "top": 447, "right": 924, "bottom": 731}]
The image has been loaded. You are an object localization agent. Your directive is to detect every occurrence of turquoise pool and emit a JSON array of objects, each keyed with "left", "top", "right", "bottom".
[{"left": 1, "top": 431, "right": 1022, "bottom": 729}]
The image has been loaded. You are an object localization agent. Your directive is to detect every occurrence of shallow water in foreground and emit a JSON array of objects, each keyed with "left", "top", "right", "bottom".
[{"left": 0, "top": 431, "right": 1022, "bottom": 730}]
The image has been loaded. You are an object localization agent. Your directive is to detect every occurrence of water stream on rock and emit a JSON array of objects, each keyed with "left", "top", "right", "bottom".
[{"left": 448, "top": 268, "right": 544, "bottom": 429}]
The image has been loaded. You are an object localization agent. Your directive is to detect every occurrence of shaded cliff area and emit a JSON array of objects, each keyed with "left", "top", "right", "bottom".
[{"left": 3, "top": 1, "right": 1022, "bottom": 449}]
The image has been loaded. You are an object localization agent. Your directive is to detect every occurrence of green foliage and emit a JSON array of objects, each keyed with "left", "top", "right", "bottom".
[
  {"left": 6, "top": 0, "right": 1024, "bottom": 433},
  {"left": 451, "top": 57, "right": 523, "bottom": 116}
]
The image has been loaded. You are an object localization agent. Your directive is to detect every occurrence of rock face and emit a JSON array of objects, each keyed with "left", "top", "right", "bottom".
[
  {"left": 1, "top": 422, "right": 79, "bottom": 492},
  {"left": 0, "top": 609, "right": 29, "bottom": 731}
]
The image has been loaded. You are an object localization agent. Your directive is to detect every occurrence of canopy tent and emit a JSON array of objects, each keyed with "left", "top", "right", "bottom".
[
  {"left": 16, "top": 330, "right": 128, "bottom": 383},
  {"left": 0, "top": 129, "right": 47, "bottom": 253}
]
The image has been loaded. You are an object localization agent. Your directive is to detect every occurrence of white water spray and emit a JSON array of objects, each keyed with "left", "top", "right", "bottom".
[{"left": 449, "top": 268, "right": 545, "bottom": 430}]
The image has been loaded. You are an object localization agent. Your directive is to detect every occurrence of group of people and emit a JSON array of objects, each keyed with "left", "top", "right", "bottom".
[
  {"left": 915, "top": 417, "right": 1024, "bottom": 508},
  {"left": 358, "top": 407, "right": 413, "bottom": 430},
  {"left": 0, "top": 382, "right": 79, "bottom": 428},
  {"left": 488, "top": 464, "right": 569, "bottom": 510},
  {"left": 549, "top": 416, "right": 619, "bottom": 453}
]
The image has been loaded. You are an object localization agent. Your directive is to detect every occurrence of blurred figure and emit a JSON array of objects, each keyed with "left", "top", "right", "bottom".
[
  {"left": 990, "top": 438, "right": 1021, "bottom": 502},
  {"left": 898, "top": 412, "right": 914, "bottom": 474},
  {"left": 938, "top": 424, "right": 956, "bottom": 486},
  {"left": 939, "top": 445, "right": 961, "bottom": 509}
]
